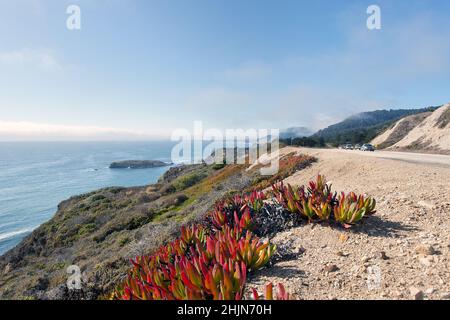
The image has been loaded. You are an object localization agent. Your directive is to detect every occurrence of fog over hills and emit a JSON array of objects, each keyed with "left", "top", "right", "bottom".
[{"left": 280, "top": 127, "right": 313, "bottom": 139}]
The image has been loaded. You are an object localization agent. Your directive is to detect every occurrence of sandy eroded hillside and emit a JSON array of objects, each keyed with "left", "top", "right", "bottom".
[{"left": 372, "top": 103, "right": 450, "bottom": 154}]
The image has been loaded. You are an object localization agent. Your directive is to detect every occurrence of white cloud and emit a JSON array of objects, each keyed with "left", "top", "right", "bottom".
[
  {"left": 234, "top": 13, "right": 450, "bottom": 130},
  {"left": 0, "top": 121, "right": 166, "bottom": 141},
  {"left": 345, "top": 14, "right": 450, "bottom": 78},
  {"left": 0, "top": 48, "right": 63, "bottom": 71},
  {"left": 265, "top": 85, "right": 396, "bottom": 131}
]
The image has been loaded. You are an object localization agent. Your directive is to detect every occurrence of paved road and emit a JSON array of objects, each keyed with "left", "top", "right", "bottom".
[{"left": 332, "top": 149, "right": 450, "bottom": 168}]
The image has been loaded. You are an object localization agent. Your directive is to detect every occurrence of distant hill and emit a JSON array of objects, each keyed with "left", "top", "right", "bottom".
[
  {"left": 371, "top": 103, "right": 450, "bottom": 154},
  {"left": 280, "top": 127, "right": 313, "bottom": 139},
  {"left": 312, "top": 106, "right": 439, "bottom": 146}
]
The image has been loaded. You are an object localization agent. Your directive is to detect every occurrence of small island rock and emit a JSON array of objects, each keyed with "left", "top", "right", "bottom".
[{"left": 109, "top": 160, "right": 171, "bottom": 169}]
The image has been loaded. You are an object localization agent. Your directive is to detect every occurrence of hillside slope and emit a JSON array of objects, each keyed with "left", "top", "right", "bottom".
[
  {"left": 372, "top": 103, "right": 450, "bottom": 154},
  {"left": 371, "top": 112, "right": 433, "bottom": 148},
  {"left": 313, "top": 107, "right": 438, "bottom": 146}
]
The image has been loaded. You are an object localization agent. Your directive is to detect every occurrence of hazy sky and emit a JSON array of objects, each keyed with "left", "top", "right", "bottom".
[{"left": 0, "top": 0, "right": 449, "bottom": 140}]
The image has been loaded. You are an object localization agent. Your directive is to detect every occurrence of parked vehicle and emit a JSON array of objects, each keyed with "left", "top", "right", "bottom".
[
  {"left": 354, "top": 144, "right": 361, "bottom": 150},
  {"left": 344, "top": 143, "right": 353, "bottom": 150},
  {"left": 361, "top": 143, "right": 375, "bottom": 151}
]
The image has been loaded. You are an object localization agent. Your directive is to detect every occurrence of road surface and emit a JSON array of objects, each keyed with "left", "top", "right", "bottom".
[
  {"left": 297, "top": 148, "right": 450, "bottom": 168},
  {"left": 313, "top": 148, "right": 450, "bottom": 168}
]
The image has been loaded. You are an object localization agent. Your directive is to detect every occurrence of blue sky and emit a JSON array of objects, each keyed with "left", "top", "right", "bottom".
[{"left": 0, "top": 0, "right": 449, "bottom": 140}]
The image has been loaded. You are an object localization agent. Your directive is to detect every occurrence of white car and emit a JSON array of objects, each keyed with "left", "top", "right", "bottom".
[{"left": 361, "top": 144, "right": 375, "bottom": 151}]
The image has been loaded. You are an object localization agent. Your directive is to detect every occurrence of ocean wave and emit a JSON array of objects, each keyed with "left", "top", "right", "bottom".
[{"left": 0, "top": 227, "right": 36, "bottom": 242}]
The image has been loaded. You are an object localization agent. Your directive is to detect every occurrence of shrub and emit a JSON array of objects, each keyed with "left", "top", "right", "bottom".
[
  {"left": 160, "top": 184, "right": 176, "bottom": 195},
  {"left": 174, "top": 194, "right": 188, "bottom": 206},
  {"left": 212, "top": 162, "right": 226, "bottom": 170},
  {"left": 173, "top": 173, "right": 207, "bottom": 191},
  {"left": 249, "top": 154, "right": 317, "bottom": 191},
  {"left": 77, "top": 223, "right": 97, "bottom": 236},
  {"left": 119, "top": 235, "right": 131, "bottom": 247},
  {"left": 89, "top": 194, "right": 107, "bottom": 202}
]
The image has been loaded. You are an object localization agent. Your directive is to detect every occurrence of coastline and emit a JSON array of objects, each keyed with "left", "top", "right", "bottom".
[
  {"left": 0, "top": 149, "right": 315, "bottom": 299},
  {"left": 0, "top": 160, "right": 251, "bottom": 299},
  {"left": 0, "top": 141, "right": 176, "bottom": 256}
]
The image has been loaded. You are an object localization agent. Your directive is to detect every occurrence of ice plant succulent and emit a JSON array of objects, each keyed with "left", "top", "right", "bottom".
[
  {"left": 112, "top": 223, "right": 275, "bottom": 300},
  {"left": 333, "top": 192, "right": 367, "bottom": 227},
  {"left": 113, "top": 172, "right": 375, "bottom": 301},
  {"left": 272, "top": 175, "right": 374, "bottom": 226},
  {"left": 251, "top": 283, "right": 290, "bottom": 300},
  {"left": 271, "top": 182, "right": 304, "bottom": 214},
  {"left": 235, "top": 231, "right": 276, "bottom": 271},
  {"left": 209, "top": 190, "right": 266, "bottom": 231},
  {"left": 363, "top": 196, "right": 377, "bottom": 216}
]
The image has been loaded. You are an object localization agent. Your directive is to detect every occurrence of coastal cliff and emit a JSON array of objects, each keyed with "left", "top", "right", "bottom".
[{"left": 0, "top": 151, "right": 315, "bottom": 299}]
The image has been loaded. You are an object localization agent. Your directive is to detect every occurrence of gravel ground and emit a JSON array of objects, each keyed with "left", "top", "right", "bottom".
[{"left": 247, "top": 148, "right": 450, "bottom": 300}]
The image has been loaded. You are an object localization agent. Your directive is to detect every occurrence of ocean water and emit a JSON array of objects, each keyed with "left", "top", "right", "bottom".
[{"left": 0, "top": 141, "right": 177, "bottom": 255}]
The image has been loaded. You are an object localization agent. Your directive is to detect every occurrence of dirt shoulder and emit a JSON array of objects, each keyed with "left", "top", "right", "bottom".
[{"left": 249, "top": 148, "right": 450, "bottom": 300}]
